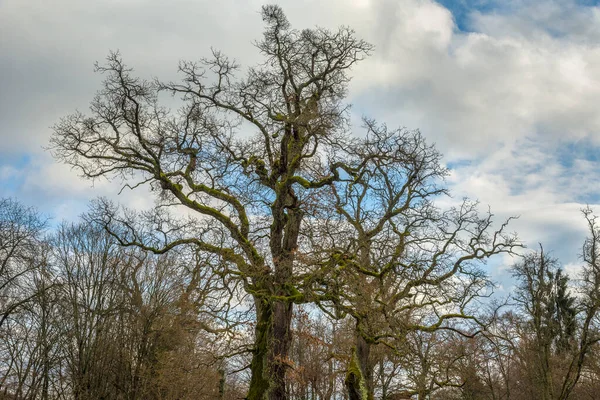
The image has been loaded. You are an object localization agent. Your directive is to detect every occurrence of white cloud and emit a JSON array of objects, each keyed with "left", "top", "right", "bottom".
[
  {"left": 563, "top": 261, "right": 584, "bottom": 279},
  {"left": 2, "top": 0, "right": 600, "bottom": 270},
  {"left": 348, "top": 1, "right": 600, "bottom": 159}
]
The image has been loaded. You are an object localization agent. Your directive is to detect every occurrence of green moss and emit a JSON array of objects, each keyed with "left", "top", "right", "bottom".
[
  {"left": 345, "top": 347, "right": 368, "bottom": 400},
  {"left": 247, "top": 302, "right": 273, "bottom": 400}
]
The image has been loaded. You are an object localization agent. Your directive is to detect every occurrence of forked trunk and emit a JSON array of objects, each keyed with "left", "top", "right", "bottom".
[{"left": 248, "top": 197, "right": 301, "bottom": 399}]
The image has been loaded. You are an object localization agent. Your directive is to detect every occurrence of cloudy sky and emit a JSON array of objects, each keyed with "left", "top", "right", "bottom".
[{"left": 2, "top": 0, "right": 600, "bottom": 289}]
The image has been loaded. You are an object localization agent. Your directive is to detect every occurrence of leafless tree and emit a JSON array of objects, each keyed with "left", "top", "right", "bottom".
[
  {"left": 49, "top": 5, "right": 521, "bottom": 398},
  {"left": 47, "top": 220, "right": 243, "bottom": 400},
  {"left": 49, "top": 5, "right": 372, "bottom": 398},
  {"left": 0, "top": 199, "right": 60, "bottom": 400},
  {"left": 299, "top": 120, "right": 520, "bottom": 399},
  {"left": 0, "top": 198, "right": 48, "bottom": 329},
  {"left": 472, "top": 211, "right": 600, "bottom": 400}
]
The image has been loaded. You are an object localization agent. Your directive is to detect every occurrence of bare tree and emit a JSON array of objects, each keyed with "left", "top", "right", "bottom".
[
  {"left": 0, "top": 198, "right": 47, "bottom": 329},
  {"left": 301, "top": 121, "right": 519, "bottom": 399},
  {"left": 48, "top": 220, "right": 242, "bottom": 400},
  {"left": 0, "top": 199, "right": 59, "bottom": 400},
  {"left": 510, "top": 247, "right": 572, "bottom": 400},
  {"left": 286, "top": 307, "right": 350, "bottom": 400},
  {"left": 482, "top": 212, "right": 600, "bottom": 400},
  {"left": 50, "top": 5, "right": 373, "bottom": 398},
  {"left": 560, "top": 208, "right": 600, "bottom": 398},
  {"left": 49, "top": 5, "right": 520, "bottom": 399}
]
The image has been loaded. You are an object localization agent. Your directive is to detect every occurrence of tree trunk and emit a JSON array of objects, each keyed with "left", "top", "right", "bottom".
[
  {"left": 248, "top": 193, "right": 301, "bottom": 399},
  {"left": 218, "top": 367, "right": 226, "bottom": 400},
  {"left": 247, "top": 297, "right": 294, "bottom": 400},
  {"left": 353, "top": 330, "right": 375, "bottom": 400},
  {"left": 248, "top": 299, "right": 273, "bottom": 400},
  {"left": 346, "top": 347, "right": 369, "bottom": 400},
  {"left": 269, "top": 299, "right": 293, "bottom": 400}
]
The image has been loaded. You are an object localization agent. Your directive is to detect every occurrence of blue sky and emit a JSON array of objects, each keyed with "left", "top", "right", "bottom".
[
  {"left": 436, "top": 0, "right": 498, "bottom": 31},
  {"left": 2, "top": 0, "right": 600, "bottom": 292}
]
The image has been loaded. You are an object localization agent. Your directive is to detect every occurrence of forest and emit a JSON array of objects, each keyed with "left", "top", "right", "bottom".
[{"left": 2, "top": 4, "right": 600, "bottom": 400}]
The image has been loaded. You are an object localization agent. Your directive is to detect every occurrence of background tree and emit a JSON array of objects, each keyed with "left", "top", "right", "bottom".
[
  {"left": 0, "top": 198, "right": 47, "bottom": 329},
  {"left": 510, "top": 248, "right": 573, "bottom": 399},
  {"left": 50, "top": 221, "right": 242, "bottom": 400},
  {"left": 508, "top": 242, "right": 599, "bottom": 400},
  {"left": 0, "top": 207, "right": 246, "bottom": 400},
  {"left": 305, "top": 120, "right": 519, "bottom": 399},
  {"left": 440, "top": 210, "right": 600, "bottom": 400},
  {"left": 286, "top": 307, "right": 350, "bottom": 400},
  {"left": 0, "top": 198, "right": 53, "bottom": 399}
]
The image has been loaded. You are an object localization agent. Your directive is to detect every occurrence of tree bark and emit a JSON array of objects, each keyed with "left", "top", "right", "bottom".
[
  {"left": 247, "top": 298, "right": 294, "bottom": 400},
  {"left": 346, "top": 346, "right": 369, "bottom": 400},
  {"left": 248, "top": 299, "right": 273, "bottom": 400},
  {"left": 269, "top": 300, "right": 293, "bottom": 400},
  {"left": 355, "top": 332, "right": 375, "bottom": 400}
]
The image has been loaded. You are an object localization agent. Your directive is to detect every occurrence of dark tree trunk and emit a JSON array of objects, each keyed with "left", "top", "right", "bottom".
[
  {"left": 247, "top": 297, "right": 294, "bottom": 400},
  {"left": 355, "top": 332, "right": 375, "bottom": 400},
  {"left": 346, "top": 346, "right": 368, "bottom": 400},
  {"left": 247, "top": 157, "right": 302, "bottom": 400},
  {"left": 269, "top": 300, "right": 293, "bottom": 400},
  {"left": 218, "top": 367, "right": 226, "bottom": 400},
  {"left": 346, "top": 322, "right": 376, "bottom": 400},
  {"left": 248, "top": 299, "right": 273, "bottom": 400}
]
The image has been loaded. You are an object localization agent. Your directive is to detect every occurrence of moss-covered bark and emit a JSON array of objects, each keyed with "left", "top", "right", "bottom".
[
  {"left": 356, "top": 333, "right": 375, "bottom": 400},
  {"left": 346, "top": 347, "right": 369, "bottom": 400},
  {"left": 217, "top": 368, "right": 225, "bottom": 400},
  {"left": 269, "top": 300, "right": 293, "bottom": 400},
  {"left": 247, "top": 299, "right": 273, "bottom": 400},
  {"left": 246, "top": 296, "right": 294, "bottom": 400}
]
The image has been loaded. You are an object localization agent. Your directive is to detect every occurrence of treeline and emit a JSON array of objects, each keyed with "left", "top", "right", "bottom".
[
  {"left": 2, "top": 196, "right": 600, "bottom": 399},
  {"left": 0, "top": 198, "right": 247, "bottom": 399}
]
